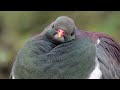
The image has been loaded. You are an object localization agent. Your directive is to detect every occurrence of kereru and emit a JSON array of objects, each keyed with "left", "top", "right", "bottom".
[{"left": 10, "top": 16, "right": 120, "bottom": 79}]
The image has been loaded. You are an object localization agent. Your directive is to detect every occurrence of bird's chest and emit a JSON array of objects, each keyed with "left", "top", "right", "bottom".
[{"left": 35, "top": 37, "right": 97, "bottom": 79}]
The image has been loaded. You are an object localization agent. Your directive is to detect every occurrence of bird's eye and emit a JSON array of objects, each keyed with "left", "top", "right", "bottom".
[
  {"left": 71, "top": 31, "right": 74, "bottom": 36},
  {"left": 52, "top": 25, "right": 54, "bottom": 28}
]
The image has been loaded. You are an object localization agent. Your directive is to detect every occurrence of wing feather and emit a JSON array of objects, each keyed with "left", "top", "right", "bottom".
[{"left": 96, "top": 34, "right": 120, "bottom": 79}]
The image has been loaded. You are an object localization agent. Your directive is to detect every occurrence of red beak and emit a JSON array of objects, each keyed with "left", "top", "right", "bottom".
[{"left": 56, "top": 29, "right": 65, "bottom": 38}]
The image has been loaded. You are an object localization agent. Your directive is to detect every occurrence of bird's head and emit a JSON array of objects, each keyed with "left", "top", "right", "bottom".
[{"left": 47, "top": 16, "right": 76, "bottom": 43}]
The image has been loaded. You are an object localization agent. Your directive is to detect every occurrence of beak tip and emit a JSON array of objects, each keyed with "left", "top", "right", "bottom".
[{"left": 57, "top": 29, "right": 65, "bottom": 38}]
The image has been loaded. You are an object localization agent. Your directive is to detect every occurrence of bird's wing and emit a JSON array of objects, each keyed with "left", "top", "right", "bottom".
[{"left": 96, "top": 33, "right": 120, "bottom": 79}]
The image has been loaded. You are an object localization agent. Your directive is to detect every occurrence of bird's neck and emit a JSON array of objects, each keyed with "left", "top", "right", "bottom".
[{"left": 75, "top": 29, "right": 99, "bottom": 45}]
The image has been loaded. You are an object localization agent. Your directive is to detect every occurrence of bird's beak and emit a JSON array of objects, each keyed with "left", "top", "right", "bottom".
[{"left": 57, "top": 29, "right": 65, "bottom": 38}]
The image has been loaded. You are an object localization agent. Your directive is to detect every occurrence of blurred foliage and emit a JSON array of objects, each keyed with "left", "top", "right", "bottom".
[{"left": 0, "top": 11, "right": 120, "bottom": 79}]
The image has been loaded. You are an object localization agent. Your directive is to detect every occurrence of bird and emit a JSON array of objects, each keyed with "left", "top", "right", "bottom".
[{"left": 10, "top": 16, "right": 120, "bottom": 79}]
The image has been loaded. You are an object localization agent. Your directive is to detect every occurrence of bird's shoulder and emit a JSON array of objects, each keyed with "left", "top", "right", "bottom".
[
  {"left": 88, "top": 31, "right": 120, "bottom": 62},
  {"left": 91, "top": 32, "right": 120, "bottom": 79},
  {"left": 95, "top": 32, "right": 120, "bottom": 61},
  {"left": 84, "top": 31, "right": 120, "bottom": 78}
]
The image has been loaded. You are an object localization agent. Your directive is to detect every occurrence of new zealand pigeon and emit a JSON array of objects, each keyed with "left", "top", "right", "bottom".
[{"left": 10, "top": 16, "right": 120, "bottom": 79}]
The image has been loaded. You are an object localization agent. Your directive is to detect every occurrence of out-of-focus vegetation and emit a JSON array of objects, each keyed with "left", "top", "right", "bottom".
[{"left": 0, "top": 11, "right": 120, "bottom": 79}]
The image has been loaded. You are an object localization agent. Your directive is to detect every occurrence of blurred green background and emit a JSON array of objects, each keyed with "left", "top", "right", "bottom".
[{"left": 0, "top": 11, "right": 120, "bottom": 79}]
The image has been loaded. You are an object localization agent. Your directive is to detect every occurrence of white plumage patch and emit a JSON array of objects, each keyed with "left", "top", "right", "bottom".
[
  {"left": 97, "top": 39, "right": 100, "bottom": 45},
  {"left": 88, "top": 39, "right": 102, "bottom": 79},
  {"left": 11, "top": 75, "right": 15, "bottom": 79},
  {"left": 88, "top": 58, "right": 102, "bottom": 79}
]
